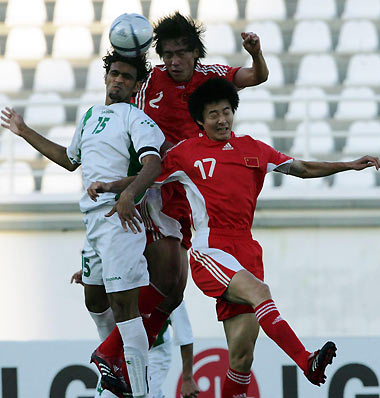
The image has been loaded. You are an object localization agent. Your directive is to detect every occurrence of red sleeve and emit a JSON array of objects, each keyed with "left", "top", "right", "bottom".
[{"left": 256, "top": 140, "right": 293, "bottom": 173}]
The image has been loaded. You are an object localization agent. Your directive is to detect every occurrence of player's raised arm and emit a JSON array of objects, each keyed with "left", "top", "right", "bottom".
[
  {"left": 0, "top": 107, "right": 77, "bottom": 171},
  {"left": 233, "top": 32, "right": 269, "bottom": 88},
  {"left": 287, "top": 156, "right": 380, "bottom": 179}
]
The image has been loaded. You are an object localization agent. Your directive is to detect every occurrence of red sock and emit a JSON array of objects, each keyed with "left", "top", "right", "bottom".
[
  {"left": 255, "top": 299, "right": 310, "bottom": 371},
  {"left": 222, "top": 368, "right": 250, "bottom": 398},
  {"left": 138, "top": 284, "right": 166, "bottom": 316},
  {"left": 143, "top": 307, "right": 170, "bottom": 348}
]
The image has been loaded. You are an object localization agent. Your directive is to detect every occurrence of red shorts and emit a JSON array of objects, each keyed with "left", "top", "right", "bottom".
[{"left": 190, "top": 229, "right": 263, "bottom": 321}]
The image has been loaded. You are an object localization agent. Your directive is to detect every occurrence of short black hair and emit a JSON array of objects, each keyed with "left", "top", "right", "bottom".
[
  {"left": 188, "top": 78, "right": 239, "bottom": 128},
  {"left": 153, "top": 12, "right": 206, "bottom": 60},
  {"left": 102, "top": 50, "right": 152, "bottom": 83}
]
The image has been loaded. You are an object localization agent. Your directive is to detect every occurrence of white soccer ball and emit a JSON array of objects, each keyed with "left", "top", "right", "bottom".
[{"left": 109, "top": 13, "right": 153, "bottom": 57}]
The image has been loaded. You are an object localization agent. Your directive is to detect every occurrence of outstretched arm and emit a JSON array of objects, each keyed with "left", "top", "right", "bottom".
[
  {"left": 1, "top": 107, "right": 77, "bottom": 171},
  {"left": 233, "top": 32, "right": 269, "bottom": 88},
  {"left": 287, "top": 156, "right": 380, "bottom": 179}
]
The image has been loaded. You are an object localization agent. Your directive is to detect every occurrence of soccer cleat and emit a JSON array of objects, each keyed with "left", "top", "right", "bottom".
[
  {"left": 304, "top": 341, "right": 337, "bottom": 386},
  {"left": 90, "top": 349, "right": 132, "bottom": 397}
]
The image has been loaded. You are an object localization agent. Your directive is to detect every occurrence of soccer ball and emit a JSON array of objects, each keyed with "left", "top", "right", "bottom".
[{"left": 109, "top": 13, "right": 153, "bottom": 57}]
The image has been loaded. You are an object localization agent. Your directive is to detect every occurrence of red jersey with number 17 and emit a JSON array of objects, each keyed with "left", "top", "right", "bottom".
[
  {"left": 135, "top": 63, "right": 240, "bottom": 144},
  {"left": 155, "top": 133, "right": 293, "bottom": 234}
]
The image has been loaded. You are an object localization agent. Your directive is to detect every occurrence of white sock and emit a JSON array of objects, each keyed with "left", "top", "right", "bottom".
[
  {"left": 117, "top": 317, "right": 149, "bottom": 397},
  {"left": 89, "top": 307, "right": 116, "bottom": 342}
]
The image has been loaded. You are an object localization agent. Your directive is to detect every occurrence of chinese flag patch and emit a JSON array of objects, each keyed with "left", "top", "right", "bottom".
[{"left": 244, "top": 157, "right": 259, "bottom": 167}]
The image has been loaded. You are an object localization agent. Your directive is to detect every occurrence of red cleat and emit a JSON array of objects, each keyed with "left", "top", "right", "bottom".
[{"left": 304, "top": 341, "right": 337, "bottom": 386}]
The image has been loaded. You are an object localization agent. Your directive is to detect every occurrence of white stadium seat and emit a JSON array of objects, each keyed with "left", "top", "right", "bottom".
[
  {"left": 342, "top": 0, "right": 380, "bottom": 19},
  {"left": 296, "top": 54, "right": 338, "bottom": 86},
  {"left": 0, "top": 130, "right": 39, "bottom": 160},
  {"left": 5, "top": 0, "right": 46, "bottom": 26},
  {"left": 198, "top": 0, "right": 238, "bottom": 23},
  {"left": 203, "top": 24, "right": 235, "bottom": 55},
  {"left": 0, "top": 95, "right": 10, "bottom": 110},
  {"left": 52, "top": 26, "right": 94, "bottom": 59},
  {"left": 101, "top": 0, "right": 143, "bottom": 25},
  {"left": 235, "top": 88, "right": 275, "bottom": 122},
  {"left": 33, "top": 59, "right": 75, "bottom": 92},
  {"left": 246, "top": 0, "right": 286, "bottom": 20},
  {"left": 289, "top": 21, "right": 332, "bottom": 53},
  {"left": 149, "top": 0, "right": 190, "bottom": 20},
  {"left": 53, "top": 0, "right": 94, "bottom": 25},
  {"left": 201, "top": 56, "right": 229, "bottom": 66},
  {"left": 5, "top": 27, "right": 47, "bottom": 60},
  {"left": 235, "top": 122, "right": 273, "bottom": 146},
  {"left": 336, "top": 20, "right": 378, "bottom": 53},
  {"left": 290, "top": 121, "right": 334, "bottom": 156},
  {"left": 76, "top": 92, "right": 105, "bottom": 122},
  {"left": 285, "top": 87, "right": 329, "bottom": 120},
  {"left": 24, "top": 93, "right": 66, "bottom": 127},
  {"left": 41, "top": 162, "right": 83, "bottom": 194},
  {"left": 244, "top": 22, "right": 283, "bottom": 54},
  {"left": 47, "top": 125, "right": 76, "bottom": 147},
  {"left": 343, "top": 121, "right": 380, "bottom": 155},
  {"left": 86, "top": 59, "right": 106, "bottom": 91},
  {"left": 280, "top": 173, "right": 329, "bottom": 191},
  {"left": 99, "top": 27, "right": 113, "bottom": 56},
  {"left": 332, "top": 164, "right": 376, "bottom": 190},
  {"left": 0, "top": 161, "right": 35, "bottom": 194},
  {"left": 344, "top": 54, "right": 380, "bottom": 86},
  {"left": 0, "top": 60, "right": 23, "bottom": 92},
  {"left": 294, "top": 0, "right": 337, "bottom": 19},
  {"left": 334, "top": 87, "right": 377, "bottom": 120},
  {"left": 253, "top": 54, "right": 284, "bottom": 87}
]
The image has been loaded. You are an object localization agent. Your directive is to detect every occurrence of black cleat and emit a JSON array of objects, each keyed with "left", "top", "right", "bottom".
[{"left": 304, "top": 341, "right": 337, "bottom": 386}]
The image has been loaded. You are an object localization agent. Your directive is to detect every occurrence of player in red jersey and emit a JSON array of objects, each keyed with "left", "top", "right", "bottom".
[
  {"left": 150, "top": 77, "right": 379, "bottom": 397},
  {"left": 90, "top": 13, "right": 269, "bottom": 395}
]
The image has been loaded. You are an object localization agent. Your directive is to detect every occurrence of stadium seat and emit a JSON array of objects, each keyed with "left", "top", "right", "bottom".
[
  {"left": 53, "top": 0, "right": 94, "bottom": 25},
  {"left": 198, "top": 0, "right": 238, "bottom": 22},
  {"left": 76, "top": 92, "right": 105, "bottom": 122},
  {"left": 334, "top": 87, "right": 377, "bottom": 120},
  {"left": 201, "top": 56, "right": 229, "bottom": 66},
  {"left": 5, "top": 0, "right": 47, "bottom": 26},
  {"left": 99, "top": 27, "right": 113, "bottom": 56},
  {"left": 343, "top": 121, "right": 380, "bottom": 155},
  {"left": 294, "top": 0, "right": 337, "bottom": 19},
  {"left": 101, "top": 0, "right": 143, "bottom": 24},
  {"left": 47, "top": 125, "right": 76, "bottom": 147},
  {"left": 0, "top": 60, "right": 23, "bottom": 92},
  {"left": 33, "top": 59, "right": 76, "bottom": 92},
  {"left": 203, "top": 23, "right": 235, "bottom": 55},
  {"left": 332, "top": 163, "right": 376, "bottom": 190},
  {"left": 86, "top": 59, "right": 106, "bottom": 91},
  {"left": 41, "top": 162, "right": 83, "bottom": 194},
  {"left": 289, "top": 21, "right": 332, "bottom": 53},
  {"left": 5, "top": 27, "right": 47, "bottom": 60},
  {"left": 0, "top": 161, "right": 35, "bottom": 194},
  {"left": 245, "top": 0, "right": 286, "bottom": 20},
  {"left": 285, "top": 87, "right": 329, "bottom": 120},
  {"left": 336, "top": 20, "right": 378, "bottom": 53},
  {"left": 24, "top": 93, "right": 66, "bottom": 127},
  {"left": 290, "top": 121, "right": 334, "bottom": 156},
  {"left": 0, "top": 130, "right": 39, "bottom": 161},
  {"left": 296, "top": 54, "right": 338, "bottom": 86},
  {"left": 344, "top": 54, "right": 380, "bottom": 86},
  {"left": 52, "top": 26, "right": 94, "bottom": 59},
  {"left": 235, "top": 122, "right": 273, "bottom": 146},
  {"left": 252, "top": 54, "right": 284, "bottom": 87},
  {"left": 235, "top": 88, "right": 275, "bottom": 122},
  {"left": 244, "top": 22, "right": 283, "bottom": 54},
  {"left": 149, "top": 0, "right": 190, "bottom": 20},
  {"left": 280, "top": 173, "right": 329, "bottom": 191},
  {"left": 261, "top": 171, "right": 275, "bottom": 194},
  {"left": 0, "top": 95, "right": 10, "bottom": 110},
  {"left": 342, "top": 0, "right": 380, "bottom": 19}
]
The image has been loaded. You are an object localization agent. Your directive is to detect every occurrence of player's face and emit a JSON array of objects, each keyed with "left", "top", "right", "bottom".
[
  {"left": 105, "top": 61, "right": 139, "bottom": 104},
  {"left": 161, "top": 39, "right": 199, "bottom": 82},
  {"left": 198, "top": 99, "right": 234, "bottom": 142}
]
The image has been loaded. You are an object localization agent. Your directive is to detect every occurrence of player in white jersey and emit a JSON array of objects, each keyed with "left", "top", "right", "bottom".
[{"left": 1, "top": 52, "right": 165, "bottom": 398}]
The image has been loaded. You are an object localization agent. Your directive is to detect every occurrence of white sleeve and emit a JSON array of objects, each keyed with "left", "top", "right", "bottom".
[
  {"left": 66, "top": 112, "right": 87, "bottom": 164},
  {"left": 170, "top": 301, "right": 194, "bottom": 347},
  {"left": 128, "top": 107, "right": 165, "bottom": 164}
]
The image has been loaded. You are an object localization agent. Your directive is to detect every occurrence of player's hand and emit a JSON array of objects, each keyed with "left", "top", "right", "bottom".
[
  {"left": 1, "top": 107, "right": 27, "bottom": 136},
  {"left": 348, "top": 155, "right": 380, "bottom": 171},
  {"left": 70, "top": 269, "right": 84, "bottom": 285},
  {"left": 241, "top": 32, "right": 261, "bottom": 56},
  {"left": 105, "top": 191, "right": 143, "bottom": 234},
  {"left": 181, "top": 377, "right": 200, "bottom": 398},
  {"left": 87, "top": 181, "right": 110, "bottom": 201}
]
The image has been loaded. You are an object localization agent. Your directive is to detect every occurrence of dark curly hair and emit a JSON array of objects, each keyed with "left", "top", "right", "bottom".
[
  {"left": 153, "top": 12, "right": 206, "bottom": 61},
  {"left": 102, "top": 50, "right": 152, "bottom": 82},
  {"left": 188, "top": 78, "right": 239, "bottom": 129}
]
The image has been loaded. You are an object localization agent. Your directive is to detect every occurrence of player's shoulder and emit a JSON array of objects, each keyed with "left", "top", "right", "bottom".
[
  {"left": 165, "top": 137, "right": 198, "bottom": 155},
  {"left": 194, "top": 62, "right": 232, "bottom": 77},
  {"left": 233, "top": 133, "right": 274, "bottom": 150}
]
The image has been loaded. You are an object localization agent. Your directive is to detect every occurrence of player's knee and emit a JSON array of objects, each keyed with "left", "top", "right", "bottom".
[{"left": 229, "top": 351, "right": 253, "bottom": 373}]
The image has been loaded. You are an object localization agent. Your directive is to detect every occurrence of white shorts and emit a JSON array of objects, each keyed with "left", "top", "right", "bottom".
[{"left": 81, "top": 205, "right": 149, "bottom": 293}]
